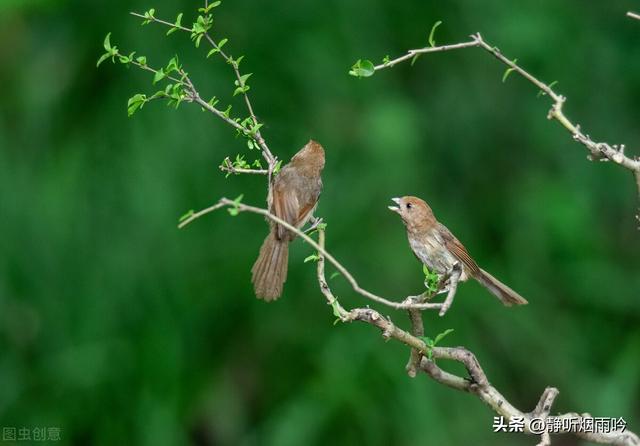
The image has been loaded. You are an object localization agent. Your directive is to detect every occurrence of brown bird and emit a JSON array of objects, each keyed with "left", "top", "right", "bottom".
[
  {"left": 389, "top": 196, "right": 528, "bottom": 306},
  {"left": 251, "top": 140, "right": 325, "bottom": 301}
]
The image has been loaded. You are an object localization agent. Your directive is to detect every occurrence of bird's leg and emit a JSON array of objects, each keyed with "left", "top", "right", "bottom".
[
  {"left": 439, "top": 262, "right": 462, "bottom": 317},
  {"left": 436, "top": 271, "right": 452, "bottom": 295},
  {"left": 304, "top": 215, "right": 324, "bottom": 233}
]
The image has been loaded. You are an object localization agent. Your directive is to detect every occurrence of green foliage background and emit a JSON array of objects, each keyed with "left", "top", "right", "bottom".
[{"left": 1, "top": 0, "right": 639, "bottom": 444}]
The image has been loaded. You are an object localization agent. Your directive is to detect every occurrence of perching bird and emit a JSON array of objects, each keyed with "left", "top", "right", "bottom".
[
  {"left": 251, "top": 140, "right": 325, "bottom": 300},
  {"left": 389, "top": 196, "right": 528, "bottom": 306}
]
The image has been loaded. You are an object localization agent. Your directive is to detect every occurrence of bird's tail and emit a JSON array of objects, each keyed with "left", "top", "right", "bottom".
[
  {"left": 251, "top": 232, "right": 289, "bottom": 301},
  {"left": 474, "top": 268, "right": 528, "bottom": 306}
]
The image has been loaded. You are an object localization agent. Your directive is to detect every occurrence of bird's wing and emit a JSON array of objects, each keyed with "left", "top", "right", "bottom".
[
  {"left": 272, "top": 183, "right": 300, "bottom": 241},
  {"left": 437, "top": 223, "right": 481, "bottom": 275}
]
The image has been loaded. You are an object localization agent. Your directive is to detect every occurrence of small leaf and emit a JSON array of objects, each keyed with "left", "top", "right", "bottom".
[
  {"left": 502, "top": 59, "right": 518, "bottom": 83},
  {"left": 227, "top": 194, "right": 243, "bottom": 216},
  {"left": 179, "top": 209, "right": 194, "bottom": 222},
  {"left": 329, "top": 271, "right": 340, "bottom": 280},
  {"left": 382, "top": 55, "right": 390, "bottom": 64},
  {"left": 136, "top": 56, "right": 147, "bottom": 65},
  {"left": 428, "top": 20, "right": 442, "bottom": 47},
  {"left": 537, "top": 80, "right": 558, "bottom": 98},
  {"left": 348, "top": 59, "right": 375, "bottom": 78},
  {"left": 304, "top": 254, "right": 320, "bottom": 263},
  {"left": 167, "top": 13, "right": 183, "bottom": 35},
  {"left": 96, "top": 52, "right": 111, "bottom": 67},
  {"left": 153, "top": 68, "right": 166, "bottom": 84},
  {"left": 127, "top": 93, "right": 147, "bottom": 116},
  {"left": 273, "top": 160, "right": 283, "bottom": 174},
  {"left": 232, "top": 194, "right": 244, "bottom": 205},
  {"left": 103, "top": 33, "right": 112, "bottom": 51},
  {"left": 433, "top": 328, "right": 454, "bottom": 345}
]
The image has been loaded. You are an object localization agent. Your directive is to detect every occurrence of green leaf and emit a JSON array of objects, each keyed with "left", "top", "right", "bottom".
[
  {"left": 232, "top": 194, "right": 243, "bottom": 204},
  {"left": 233, "top": 86, "right": 249, "bottom": 96},
  {"left": 227, "top": 194, "right": 243, "bottom": 216},
  {"left": 537, "top": 80, "right": 558, "bottom": 98},
  {"left": 179, "top": 209, "right": 194, "bottom": 222},
  {"left": 349, "top": 59, "right": 375, "bottom": 77},
  {"left": 153, "top": 69, "right": 166, "bottom": 84},
  {"left": 428, "top": 20, "right": 442, "bottom": 47},
  {"left": 433, "top": 328, "right": 454, "bottom": 345},
  {"left": 166, "top": 56, "right": 180, "bottom": 73},
  {"left": 142, "top": 8, "right": 156, "bottom": 25},
  {"left": 304, "top": 254, "right": 320, "bottom": 263},
  {"left": 167, "top": 13, "right": 183, "bottom": 35},
  {"left": 273, "top": 160, "right": 283, "bottom": 174},
  {"left": 103, "top": 32, "right": 112, "bottom": 51},
  {"left": 329, "top": 271, "right": 340, "bottom": 280},
  {"left": 127, "top": 93, "right": 147, "bottom": 116},
  {"left": 502, "top": 59, "right": 518, "bottom": 83},
  {"left": 237, "top": 73, "right": 252, "bottom": 85},
  {"left": 136, "top": 56, "right": 147, "bottom": 65},
  {"left": 200, "top": 0, "right": 221, "bottom": 13},
  {"left": 382, "top": 55, "right": 390, "bottom": 64},
  {"left": 96, "top": 52, "right": 111, "bottom": 67}
]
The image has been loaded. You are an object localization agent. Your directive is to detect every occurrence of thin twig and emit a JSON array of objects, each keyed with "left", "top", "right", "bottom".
[
  {"left": 219, "top": 157, "right": 268, "bottom": 175},
  {"left": 438, "top": 263, "right": 461, "bottom": 316},
  {"left": 374, "top": 32, "right": 640, "bottom": 220},
  {"left": 627, "top": 11, "right": 640, "bottom": 20},
  {"left": 179, "top": 199, "right": 445, "bottom": 311},
  {"left": 130, "top": 10, "right": 276, "bottom": 170}
]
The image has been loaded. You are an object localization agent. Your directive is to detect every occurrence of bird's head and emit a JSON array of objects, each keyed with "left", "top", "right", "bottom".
[
  {"left": 388, "top": 196, "right": 435, "bottom": 231},
  {"left": 290, "top": 139, "right": 325, "bottom": 173}
]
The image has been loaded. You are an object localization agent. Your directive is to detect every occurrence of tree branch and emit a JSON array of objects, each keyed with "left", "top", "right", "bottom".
[
  {"left": 130, "top": 10, "right": 276, "bottom": 170},
  {"left": 180, "top": 198, "right": 638, "bottom": 444},
  {"left": 373, "top": 32, "right": 640, "bottom": 221},
  {"left": 627, "top": 11, "right": 640, "bottom": 21},
  {"left": 178, "top": 198, "right": 446, "bottom": 310}
]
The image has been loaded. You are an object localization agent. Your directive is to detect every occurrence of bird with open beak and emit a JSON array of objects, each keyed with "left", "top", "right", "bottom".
[{"left": 389, "top": 196, "right": 528, "bottom": 306}]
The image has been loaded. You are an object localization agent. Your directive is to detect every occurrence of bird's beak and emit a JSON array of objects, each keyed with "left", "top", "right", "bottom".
[{"left": 388, "top": 197, "right": 401, "bottom": 214}]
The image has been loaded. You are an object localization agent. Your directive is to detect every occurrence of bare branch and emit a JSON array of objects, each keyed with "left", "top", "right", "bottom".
[
  {"left": 348, "top": 307, "right": 638, "bottom": 445},
  {"left": 438, "top": 263, "right": 461, "bottom": 316},
  {"left": 627, "top": 11, "right": 640, "bottom": 20}
]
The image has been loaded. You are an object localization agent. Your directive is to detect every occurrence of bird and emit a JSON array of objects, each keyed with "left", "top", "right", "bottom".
[
  {"left": 251, "top": 140, "right": 325, "bottom": 301},
  {"left": 388, "top": 196, "right": 528, "bottom": 306}
]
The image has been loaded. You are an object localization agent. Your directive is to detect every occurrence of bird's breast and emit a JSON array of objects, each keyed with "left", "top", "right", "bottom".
[{"left": 408, "top": 231, "right": 469, "bottom": 280}]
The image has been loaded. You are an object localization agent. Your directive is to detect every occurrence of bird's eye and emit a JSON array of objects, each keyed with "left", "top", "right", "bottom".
[{"left": 406, "top": 202, "right": 412, "bottom": 209}]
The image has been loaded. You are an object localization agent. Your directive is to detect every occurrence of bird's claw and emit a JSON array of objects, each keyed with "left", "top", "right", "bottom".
[{"left": 305, "top": 217, "right": 324, "bottom": 233}]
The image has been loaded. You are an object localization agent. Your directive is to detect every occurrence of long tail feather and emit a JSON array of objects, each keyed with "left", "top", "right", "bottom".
[
  {"left": 251, "top": 232, "right": 289, "bottom": 301},
  {"left": 474, "top": 268, "right": 528, "bottom": 306}
]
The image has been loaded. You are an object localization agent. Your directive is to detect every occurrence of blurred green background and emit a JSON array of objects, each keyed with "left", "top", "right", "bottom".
[{"left": 1, "top": 0, "right": 639, "bottom": 444}]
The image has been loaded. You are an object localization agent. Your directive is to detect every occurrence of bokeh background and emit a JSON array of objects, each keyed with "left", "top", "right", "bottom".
[{"left": 1, "top": 0, "right": 639, "bottom": 444}]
